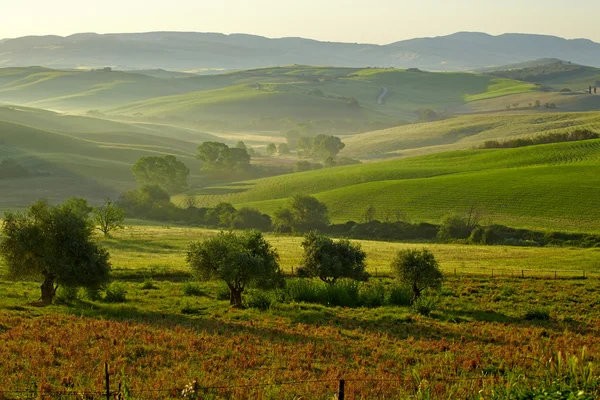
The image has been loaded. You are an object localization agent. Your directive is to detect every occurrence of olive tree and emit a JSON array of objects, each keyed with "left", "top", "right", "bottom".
[
  {"left": 186, "top": 231, "right": 282, "bottom": 307},
  {"left": 391, "top": 249, "right": 443, "bottom": 301},
  {"left": 298, "top": 231, "right": 368, "bottom": 284},
  {"left": 273, "top": 194, "right": 329, "bottom": 233},
  {"left": 0, "top": 200, "right": 111, "bottom": 305},
  {"left": 132, "top": 155, "right": 190, "bottom": 193},
  {"left": 93, "top": 198, "right": 125, "bottom": 237}
]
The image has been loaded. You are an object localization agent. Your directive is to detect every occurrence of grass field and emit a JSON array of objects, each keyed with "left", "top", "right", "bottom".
[
  {"left": 1, "top": 224, "right": 599, "bottom": 398},
  {"left": 182, "top": 137, "right": 600, "bottom": 233}
]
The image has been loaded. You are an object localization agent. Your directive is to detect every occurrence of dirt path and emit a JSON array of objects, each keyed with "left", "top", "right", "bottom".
[{"left": 377, "top": 86, "right": 388, "bottom": 105}]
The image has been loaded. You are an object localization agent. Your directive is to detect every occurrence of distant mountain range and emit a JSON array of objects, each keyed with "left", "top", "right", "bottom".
[{"left": 1, "top": 31, "right": 600, "bottom": 71}]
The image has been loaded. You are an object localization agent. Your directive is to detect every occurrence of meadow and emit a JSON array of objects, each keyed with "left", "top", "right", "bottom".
[
  {"left": 1, "top": 224, "right": 599, "bottom": 399},
  {"left": 182, "top": 137, "right": 600, "bottom": 233}
]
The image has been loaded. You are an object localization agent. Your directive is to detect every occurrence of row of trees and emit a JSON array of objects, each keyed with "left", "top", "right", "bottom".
[{"left": 187, "top": 230, "right": 443, "bottom": 307}]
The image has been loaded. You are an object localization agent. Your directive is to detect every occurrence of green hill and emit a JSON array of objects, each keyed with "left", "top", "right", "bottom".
[
  {"left": 341, "top": 112, "right": 600, "bottom": 160},
  {"left": 180, "top": 138, "right": 600, "bottom": 233},
  {"left": 0, "top": 105, "right": 211, "bottom": 211},
  {"left": 107, "top": 67, "right": 539, "bottom": 122}
]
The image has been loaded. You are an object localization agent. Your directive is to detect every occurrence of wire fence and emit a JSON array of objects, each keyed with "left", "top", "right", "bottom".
[{"left": 0, "top": 373, "right": 501, "bottom": 400}]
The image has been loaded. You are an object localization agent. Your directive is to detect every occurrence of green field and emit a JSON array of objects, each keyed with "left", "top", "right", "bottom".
[
  {"left": 1, "top": 224, "right": 600, "bottom": 398},
  {"left": 182, "top": 137, "right": 600, "bottom": 233},
  {"left": 342, "top": 112, "right": 600, "bottom": 159}
]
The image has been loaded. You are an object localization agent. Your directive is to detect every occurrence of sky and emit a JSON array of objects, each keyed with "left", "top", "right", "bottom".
[{"left": 3, "top": 0, "right": 600, "bottom": 44}]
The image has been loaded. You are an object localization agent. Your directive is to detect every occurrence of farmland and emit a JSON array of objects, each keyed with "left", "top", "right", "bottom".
[
  {"left": 182, "top": 137, "right": 600, "bottom": 233},
  {"left": 1, "top": 224, "right": 600, "bottom": 399}
]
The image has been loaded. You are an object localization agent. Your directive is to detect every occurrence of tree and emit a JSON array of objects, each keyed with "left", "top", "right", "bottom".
[
  {"left": 277, "top": 143, "right": 290, "bottom": 155},
  {"left": 61, "top": 197, "right": 93, "bottom": 220},
  {"left": 235, "top": 141, "right": 247, "bottom": 151},
  {"left": 0, "top": 200, "right": 111, "bottom": 305},
  {"left": 266, "top": 143, "right": 277, "bottom": 156},
  {"left": 311, "top": 135, "right": 345, "bottom": 159},
  {"left": 298, "top": 231, "right": 367, "bottom": 284},
  {"left": 285, "top": 130, "right": 301, "bottom": 149},
  {"left": 205, "top": 202, "right": 237, "bottom": 227},
  {"left": 197, "top": 142, "right": 251, "bottom": 171},
  {"left": 294, "top": 160, "right": 313, "bottom": 172},
  {"left": 296, "top": 136, "right": 314, "bottom": 156},
  {"left": 186, "top": 231, "right": 282, "bottom": 307},
  {"left": 362, "top": 204, "right": 376, "bottom": 223},
  {"left": 286, "top": 194, "right": 330, "bottom": 232},
  {"left": 93, "top": 198, "right": 125, "bottom": 237},
  {"left": 132, "top": 155, "right": 190, "bottom": 192},
  {"left": 391, "top": 249, "right": 443, "bottom": 301},
  {"left": 231, "top": 208, "right": 272, "bottom": 231}
]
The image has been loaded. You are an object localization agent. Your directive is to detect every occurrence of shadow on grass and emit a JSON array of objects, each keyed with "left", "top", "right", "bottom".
[
  {"left": 196, "top": 183, "right": 254, "bottom": 196},
  {"left": 66, "top": 300, "right": 322, "bottom": 345}
]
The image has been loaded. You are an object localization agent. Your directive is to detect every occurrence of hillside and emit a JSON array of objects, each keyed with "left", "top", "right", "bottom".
[
  {"left": 106, "top": 67, "right": 539, "bottom": 122},
  {"left": 341, "top": 112, "right": 600, "bottom": 159},
  {"left": 2, "top": 31, "right": 600, "bottom": 71},
  {"left": 0, "top": 105, "right": 210, "bottom": 211},
  {"left": 181, "top": 138, "right": 600, "bottom": 233}
]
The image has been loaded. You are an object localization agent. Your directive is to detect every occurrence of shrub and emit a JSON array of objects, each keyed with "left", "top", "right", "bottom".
[
  {"left": 141, "top": 278, "right": 158, "bottom": 290},
  {"left": 524, "top": 308, "right": 551, "bottom": 321},
  {"left": 180, "top": 302, "right": 204, "bottom": 315},
  {"left": 412, "top": 293, "right": 439, "bottom": 316},
  {"left": 54, "top": 286, "right": 80, "bottom": 305},
  {"left": 285, "top": 279, "right": 321, "bottom": 303},
  {"left": 386, "top": 285, "right": 413, "bottom": 306},
  {"left": 216, "top": 284, "right": 231, "bottom": 301},
  {"left": 245, "top": 290, "right": 275, "bottom": 310},
  {"left": 182, "top": 281, "right": 204, "bottom": 297},
  {"left": 324, "top": 279, "right": 360, "bottom": 307},
  {"left": 359, "top": 283, "right": 386, "bottom": 308},
  {"left": 104, "top": 282, "right": 127, "bottom": 303}
]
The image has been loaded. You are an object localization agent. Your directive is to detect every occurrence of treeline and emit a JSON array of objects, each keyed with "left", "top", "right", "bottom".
[
  {"left": 479, "top": 129, "right": 599, "bottom": 149},
  {"left": 488, "top": 61, "right": 585, "bottom": 82}
]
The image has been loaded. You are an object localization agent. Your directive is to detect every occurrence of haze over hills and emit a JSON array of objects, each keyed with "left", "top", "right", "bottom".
[{"left": 2, "top": 31, "right": 600, "bottom": 71}]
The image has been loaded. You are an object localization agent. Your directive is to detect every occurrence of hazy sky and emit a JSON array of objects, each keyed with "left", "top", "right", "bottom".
[{"left": 3, "top": 0, "right": 600, "bottom": 43}]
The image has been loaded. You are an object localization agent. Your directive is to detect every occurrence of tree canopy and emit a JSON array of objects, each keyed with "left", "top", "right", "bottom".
[
  {"left": 132, "top": 155, "right": 190, "bottom": 192},
  {"left": 197, "top": 141, "right": 251, "bottom": 171},
  {"left": 298, "top": 231, "right": 368, "bottom": 284},
  {"left": 273, "top": 194, "right": 329, "bottom": 233},
  {"left": 391, "top": 248, "right": 444, "bottom": 301},
  {"left": 0, "top": 200, "right": 111, "bottom": 305},
  {"left": 186, "top": 230, "right": 282, "bottom": 306}
]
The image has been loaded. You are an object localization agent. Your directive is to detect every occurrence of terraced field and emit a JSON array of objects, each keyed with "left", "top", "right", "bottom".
[
  {"left": 342, "top": 112, "right": 600, "bottom": 159},
  {"left": 182, "top": 139, "right": 600, "bottom": 233}
]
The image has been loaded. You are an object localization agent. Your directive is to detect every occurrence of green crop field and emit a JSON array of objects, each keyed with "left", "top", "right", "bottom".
[
  {"left": 182, "top": 137, "right": 600, "bottom": 233},
  {"left": 1, "top": 224, "right": 600, "bottom": 398},
  {"left": 342, "top": 112, "right": 600, "bottom": 159}
]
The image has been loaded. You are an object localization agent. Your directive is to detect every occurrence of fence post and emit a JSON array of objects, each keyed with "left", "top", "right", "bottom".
[
  {"left": 375, "top": 268, "right": 378, "bottom": 277},
  {"left": 521, "top": 270, "right": 524, "bottom": 279},
  {"left": 105, "top": 363, "right": 110, "bottom": 400},
  {"left": 454, "top": 268, "right": 457, "bottom": 277},
  {"left": 583, "top": 270, "right": 586, "bottom": 278},
  {"left": 555, "top": 271, "right": 557, "bottom": 279},
  {"left": 338, "top": 379, "right": 345, "bottom": 400},
  {"left": 291, "top": 266, "right": 294, "bottom": 276},
  {"left": 491, "top": 268, "right": 494, "bottom": 278}
]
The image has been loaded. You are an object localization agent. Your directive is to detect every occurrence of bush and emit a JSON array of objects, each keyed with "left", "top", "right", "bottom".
[
  {"left": 324, "top": 279, "right": 360, "bottom": 307},
  {"left": 359, "top": 283, "right": 386, "bottom": 308},
  {"left": 54, "top": 286, "right": 80, "bottom": 305},
  {"left": 285, "top": 279, "right": 321, "bottom": 303},
  {"left": 104, "top": 282, "right": 127, "bottom": 303},
  {"left": 245, "top": 290, "right": 276, "bottom": 310},
  {"left": 180, "top": 302, "right": 204, "bottom": 315},
  {"left": 182, "top": 281, "right": 204, "bottom": 297},
  {"left": 411, "top": 293, "right": 439, "bottom": 316},
  {"left": 141, "top": 278, "right": 158, "bottom": 290},
  {"left": 216, "top": 284, "right": 231, "bottom": 301},
  {"left": 386, "top": 285, "right": 413, "bottom": 306},
  {"left": 524, "top": 308, "right": 551, "bottom": 321}
]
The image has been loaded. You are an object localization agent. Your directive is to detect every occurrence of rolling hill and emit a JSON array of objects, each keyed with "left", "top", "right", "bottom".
[
  {"left": 0, "top": 105, "right": 212, "bottom": 211},
  {"left": 341, "top": 112, "right": 600, "bottom": 159},
  {"left": 2, "top": 31, "right": 600, "bottom": 71},
  {"left": 106, "top": 67, "right": 539, "bottom": 122},
  {"left": 179, "top": 136, "right": 600, "bottom": 233}
]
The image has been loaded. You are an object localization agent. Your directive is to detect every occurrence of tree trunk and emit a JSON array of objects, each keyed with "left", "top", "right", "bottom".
[
  {"left": 41, "top": 273, "right": 56, "bottom": 305},
  {"left": 412, "top": 282, "right": 421, "bottom": 303},
  {"left": 229, "top": 287, "right": 243, "bottom": 308}
]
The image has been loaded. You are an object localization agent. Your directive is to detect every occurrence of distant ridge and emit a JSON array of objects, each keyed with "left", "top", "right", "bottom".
[{"left": 1, "top": 31, "right": 600, "bottom": 71}]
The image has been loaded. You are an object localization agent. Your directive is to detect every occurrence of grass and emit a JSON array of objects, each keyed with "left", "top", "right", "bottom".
[
  {"left": 183, "top": 136, "right": 600, "bottom": 232},
  {"left": 1, "top": 223, "right": 600, "bottom": 398}
]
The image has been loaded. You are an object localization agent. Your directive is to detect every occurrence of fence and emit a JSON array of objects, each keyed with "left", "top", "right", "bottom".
[
  {"left": 0, "top": 372, "right": 497, "bottom": 400},
  {"left": 288, "top": 265, "right": 600, "bottom": 280}
]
